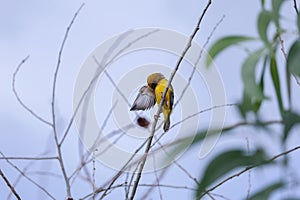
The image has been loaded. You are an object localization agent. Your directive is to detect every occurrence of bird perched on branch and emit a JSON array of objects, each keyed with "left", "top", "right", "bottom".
[{"left": 130, "top": 73, "right": 174, "bottom": 132}]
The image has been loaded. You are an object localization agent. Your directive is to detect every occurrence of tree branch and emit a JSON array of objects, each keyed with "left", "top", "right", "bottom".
[
  {"left": 0, "top": 169, "right": 21, "bottom": 200},
  {"left": 0, "top": 156, "right": 58, "bottom": 160},
  {"left": 129, "top": 1, "right": 212, "bottom": 199},
  {"left": 199, "top": 145, "right": 300, "bottom": 198},
  {"left": 294, "top": 0, "right": 299, "bottom": 14},
  {"left": 12, "top": 56, "right": 52, "bottom": 126},
  {"left": 0, "top": 152, "right": 55, "bottom": 199},
  {"left": 50, "top": 3, "right": 85, "bottom": 199}
]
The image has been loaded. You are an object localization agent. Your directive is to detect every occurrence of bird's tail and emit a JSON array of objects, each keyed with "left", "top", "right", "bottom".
[{"left": 163, "top": 118, "right": 170, "bottom": 132}]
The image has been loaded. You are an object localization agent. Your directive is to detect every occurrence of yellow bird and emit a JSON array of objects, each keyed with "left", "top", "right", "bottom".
[{"left": 130, "top": 73, "right": 174, "bottom": 132}]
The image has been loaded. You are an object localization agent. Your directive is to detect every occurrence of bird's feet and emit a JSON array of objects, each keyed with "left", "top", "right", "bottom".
[{"left": 154, "top": 114, "right": 160, "bottom": 120}]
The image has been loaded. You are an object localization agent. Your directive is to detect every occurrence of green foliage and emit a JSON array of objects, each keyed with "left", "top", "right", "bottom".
[
  {"left": 287, "top": 39, "right": 300, "bottom": 77},
  {"left": 282, "top": 110, "right": 300, "bottom": 141},
  {"left": 257, "top": 10, "right": 273, "bottom": 47},
  {"left": 239, "top": 55, "right": 268, "bottom": 118},
  {"left": 205, "top": 36, "right": 255, "bottom": 67},
  {"left": 168, "top": 0, "right": 300, "bottom": 199},
  {"left": 260, "top": 0, "right": 265, "bottom": 9},
  {"left": 247, "top": 181, "right": 285, "bottom": 200},
  {"left": 298, "top": 11, "right": 300, "bottom": 32},
  {"left": 195, "top": 149, "right": 269, "bottom": 199},
  {"left": 270, "top": 53, "right": 284, "bottom": 113},
  {"left": 241, "top": 49, "right": 265, "bottom": 101},
  {"left": 272, "top": 0, "right": 284, "bottom": 28}
]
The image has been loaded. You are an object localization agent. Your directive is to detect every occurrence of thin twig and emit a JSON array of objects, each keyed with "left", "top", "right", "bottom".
[
  {"left": 0, "top": 152, "right": 56, "bottom": 200},
  {"left": 12, "top": 56, "right": 52, "bottom": 126},
  {"left": 83, "top": 136, "right": 159, "bottom": 199},
  {"left": 97, "top": 138, "right": 150, "bottom": 200},
  {"left": 79, "top": 182, "right": 196, "bottom": 200},
  {"left": 0, "top": 156, "right": 58, "bottom": 160},
  {"left": 199, "top": 145, "right": 300, "bottom": 198},
  {"left": 245, "top": 137, "right": 251, "bottom": 200},
  {"left": 79, "top": 30, "right": 159, "bottom": 200},
  {"left": 155, "top": 138, "right": 200, "bottom": 185},
  {"left": 153, "top": 156, "right": 163, "bottom": 200},
  {"left": 294, "top": 0, "right": 299, "bottom": 14},
  {"left": 139, "top": 168, "right": 169, "bottom": 200},
  {"left": 150, "top": 119, "right": 283, "bottom": 155},
  {"left": 69, "top": 124, "right": 134, "bottom": 185},
  {"left": 0, "top": 169, "right": 21, "bottom": 200},
  {"left": 127, "top": 163, "right": 141, "bottom": 199},
  {"left": 174, "top": 14, "right": 225, "bottom": 108},
  {"left": 26, "top": 171, "right": 61, "bottom": 178},
  {"left": 279, "top": 35, "right": 300, "bottom": 86},
  {"left": 151, "top": 103, "right": 236, "bottom": 149},
  {"left": 92, "top": 150, "right": 97, "bottom": 200},
  {"left": 210, "top": 193, "right": 231, "bottom": 200},
  {"left": 129, "top": 1, "right": 212, "bottom": 199},
  {"left": 60, "top": 29, "right": 159, "bottom": 146},
  {"left": 124, "top": 171, "right": 130, "bottom": 200},
  {"left": 5, "top": 149, "right": 54, "bottom": 200},
  {"left": 50, "top": 4, "right": 85, "bottom": 198},
  {"left": 93, "top": 57, "right": 131, "bottom": 107}
]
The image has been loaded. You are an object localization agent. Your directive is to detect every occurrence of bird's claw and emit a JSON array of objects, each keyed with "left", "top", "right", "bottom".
[{"left": 154, "top": 115, "right": 160, "bottom": 120}]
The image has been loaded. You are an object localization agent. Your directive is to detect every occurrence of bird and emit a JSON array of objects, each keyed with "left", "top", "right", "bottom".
[{"left": 130, "top": 73, "right": 174, "bottom": 132}]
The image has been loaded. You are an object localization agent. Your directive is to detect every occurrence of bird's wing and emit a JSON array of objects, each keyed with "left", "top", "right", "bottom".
[{"left": 130, "top": 86, "right": 156, "bottom": 111}]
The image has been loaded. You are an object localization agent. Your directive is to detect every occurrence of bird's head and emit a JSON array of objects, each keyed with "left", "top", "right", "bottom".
[{"left": 147, "top": 73, "right": 165, "bottom": 89}]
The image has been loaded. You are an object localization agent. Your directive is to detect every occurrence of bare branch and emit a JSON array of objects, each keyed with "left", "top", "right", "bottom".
[
  {"left": 150, "top": 119, "right": 283, "bottom": 156},
  {"left": 151, "top": 103, "right": 236, "bottom": 149},
  {"left": 74, "top": 29, "right": 160, "bottom": 199},
  {"left": 140, "top": 167, "right": 168, "bottom": 200},
  {"left": 129, "top": 1, "right": 212, "bottom": 199},
  {"left": 80, "top": 182, "right": 196, "bottom": 200},
  {"left": 199, "top": 145, "right": 300, "bottom": 198},
  {"left": 0, "top": 169, "right": 21, "bottom": 200},
  {"left": 278, "top": 35, "right": 300, "bottom": 86},
  {"left": 50, "top": 4, "right": 85, "bottom": 198},
  {"left": 92, "top": 151, "right": 97, "bottom": 200},
  {"left": 93, "top": 57, "right": 131, "bottom": 107},
  {"left": 245, "top": 137, "right": 251, "bottom": 200},
  {"left": 0, "top": 152, "right": 56, "bottom": 200},
  {"left": 0, "top": 156, "right": 58, "bottom": 160},
  {"left": 174, "top": 14, "right": 225, "bottom": 108},
  {"left": 294, "top": 0, "right": 299, "bottom": 14},
  {"left": 59, "top": 29, "right": 159, "bottom": 146},
  {"left": 12, "top": 56, "right": 53, "bottom": 126},
  {"left": 97, "top": 138, "right": 150, "bottom": 199},
  {"left": 153, "top": 156, "right": 163, "bottom": 200},
  {"left": 152, "top": 136, "right": 201, "bottom": 187}
]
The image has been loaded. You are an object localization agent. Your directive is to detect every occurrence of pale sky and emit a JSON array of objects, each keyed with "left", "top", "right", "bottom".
[{"left": 1, "top": 1, "right": 300, "bottom": 199}]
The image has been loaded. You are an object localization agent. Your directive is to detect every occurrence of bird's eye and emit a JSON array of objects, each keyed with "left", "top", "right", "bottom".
[{"left": 150, "top": 83, "right": 157, "bottom": 90}]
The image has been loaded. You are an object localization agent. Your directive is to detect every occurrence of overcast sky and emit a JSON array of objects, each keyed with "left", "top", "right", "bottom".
[{"left": 1, "top": 1, "right": 300, "bottom": 199}]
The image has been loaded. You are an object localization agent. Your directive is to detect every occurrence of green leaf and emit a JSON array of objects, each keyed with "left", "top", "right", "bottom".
[
  {"left": 270, "top": 54, "right": 284, "bottom": 114},
  {"left": 260, "top": 0, "right": 265, "bottom": 9},
  {"left": 239, "top": 55, "right": 268, "bottom": 118},
  {"left": 257, "top": 10, "right": 273, "bottom": 46},
  {"left": 282, "top": 110, "right": 300, "bottom": 141},
  {"left": 196, "top": 149, "right": 268, "bottom": 198},
  {"left": 286, "top": 62, "right": 292, "bottom": 108},
  {"left": 287, "top": 39, "right": 300, "bottom": 77},
  {"left": 238, "top": 91, "right": 254, "bottom": 119},
  {"left": 242, "top": 49, "right": 265, "bottom": 101},
  {"left": 206, "top": 36, "right": 255, "bottom": 67},
  {"left": 272, "top": 0, "right": 284, "bottom": 28},
  {"left": 248, "top": 181, "right": 285, "bottom": 200},
  {"left": 297, "top": 12, "right": 300, "bottom": 33}
]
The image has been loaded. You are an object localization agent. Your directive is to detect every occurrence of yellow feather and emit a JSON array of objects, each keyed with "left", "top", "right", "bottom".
[{"left": 154, "top": 79, "right": 174, "bottom": 131}]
